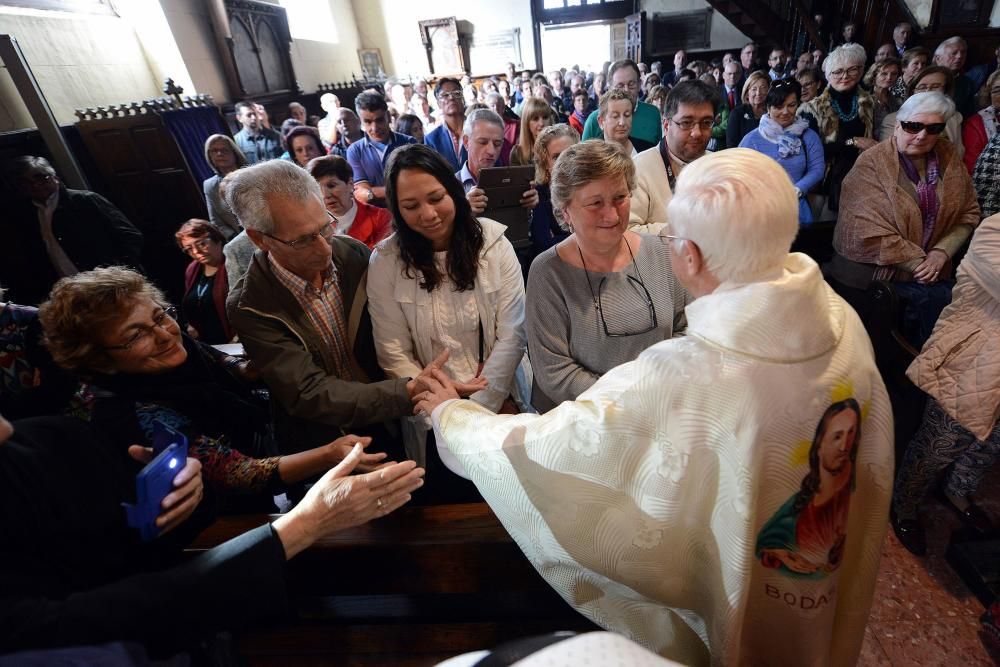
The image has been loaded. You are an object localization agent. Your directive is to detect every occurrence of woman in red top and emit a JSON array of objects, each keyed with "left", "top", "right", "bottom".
[
  {"left": 307, "top": 155, "right": 392, "bottom": 249},
  {"left": 962, "top": 70, "right": 1000, "bottom": 173},
  {"left": 175, "top": 219, "right": 233, "bottom": 344}
]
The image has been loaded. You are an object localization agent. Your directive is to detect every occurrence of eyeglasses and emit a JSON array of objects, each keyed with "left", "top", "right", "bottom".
[
  {"left": 669, "top": 117, "right": 716, "bottom": 132},
  {"left": 991, "top": 87, "right": 1000, "bottom": 96},
  {"left": 105, "top": 306, "right": 178, "bottom": 352},
  {"left": 263, "top": 212, "right": 337, "bottom": 250},
  {"left": 830, "top": 66, "right": 863, "bottom": 79},
  {"left": 913, "top": 82, "right": 945, "bottom": 92},
  {"left": 181, "top": 238, "right": 214, "bottom": 255},
  {"left": 657, "top": 226, "right": 689, "bottom": 245},
  {"left": 578, "top": 244, "right": 658, "bottom": 338},
  {"left": 900, "top": 120, "right": 946, "bottom": 135},
  {"left": 437, "top": 91, "right": 463, "bottom": 101}
]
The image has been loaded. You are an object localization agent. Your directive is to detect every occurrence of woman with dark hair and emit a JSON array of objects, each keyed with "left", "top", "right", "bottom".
[
  {"left": 202, "top": 134, "right": 246, "bottom": 241},
  {"left": 284, "top": 125, "right": 324, "bottom": 168},
  {"left": 366, "top": 144, "right": 529, "bottom": 498},
  {"left": 739, "top": 79, "right": 825, "bottom": 223},
  {"left": 395, "top": 113, "right": 425, "bottom": 142},
  {"left": 864, "top": 57, "right": 903, "bottom": 133},
  {"left": 176, "top": 219, "right": 233, "bottom": 344},
  {"left": 306, "top": 155, "right": 391, "bottom": 249}
]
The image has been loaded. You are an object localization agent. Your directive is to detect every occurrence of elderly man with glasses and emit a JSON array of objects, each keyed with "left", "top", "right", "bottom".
[
  {"left": 629, "top": 80, "right": 721, "bottom": 234},
  {"left": 225, "top": 159, "right": 452, "bottom": 459},
  {"left": 581, "top": 59, "right": 663, "bottom": 147},
  {"left": 414, "top": 148, "right": 893, "bottom": 666},
  {"left": 424, "top": 77, "right": 469, "bottom": 171}
]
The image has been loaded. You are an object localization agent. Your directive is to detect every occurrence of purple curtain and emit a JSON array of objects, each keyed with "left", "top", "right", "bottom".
[{"left": 160, "top": 107, "right": 230, "bottom": 184}]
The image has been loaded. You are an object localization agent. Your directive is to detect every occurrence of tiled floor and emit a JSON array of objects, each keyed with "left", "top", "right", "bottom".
[{"left": 859, "top": 466, "right": 1000, "bottom": 665}]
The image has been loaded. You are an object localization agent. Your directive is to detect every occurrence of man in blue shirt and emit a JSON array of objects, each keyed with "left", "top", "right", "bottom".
[
  {"left": 233, "top": 101, "right": 282, "bottom": 164},
  {"left": 346, "top": 92, "right": 417, "bottom": 208},
  {"left": 424, "top": 78, "right": 467, "bottom": 171}
]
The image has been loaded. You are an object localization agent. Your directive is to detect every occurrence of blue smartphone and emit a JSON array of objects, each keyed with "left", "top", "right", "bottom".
[{"left": 124, "top": 420, "right": 189, "bottom": 542}]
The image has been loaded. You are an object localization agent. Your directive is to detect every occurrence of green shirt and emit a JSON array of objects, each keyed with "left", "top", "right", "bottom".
[{"left": 581, "top": 100, "right": 663, "bottom": 145}]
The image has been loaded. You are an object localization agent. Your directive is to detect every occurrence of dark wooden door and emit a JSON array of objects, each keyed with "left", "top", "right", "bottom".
[
  {"left": 625, "top": 12, "right": 644, "bottom": 65},
  {"left": 75, "top": 112, "right": 205, "bottom": 301}
]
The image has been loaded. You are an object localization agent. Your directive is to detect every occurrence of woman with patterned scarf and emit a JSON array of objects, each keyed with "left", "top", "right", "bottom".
[
  {"left": 739, "top": 79, "right": 825, "bottom": 223},
  {"left": 798, "top": 43, "right": 876, "bottom": 212},
  {"left": 830, "top": 92, "right": 980, "bottom": 348}
]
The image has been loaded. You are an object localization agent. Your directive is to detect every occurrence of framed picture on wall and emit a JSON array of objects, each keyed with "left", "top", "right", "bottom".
[
  {"left": 419, "top": 17, "right": 468, "bottom": 75},
  {"left": 358, "top": 48, "right": 385, "bottom": 79},
  {"left": 936, "top": 0, "right": 994, "bottom": 27}
]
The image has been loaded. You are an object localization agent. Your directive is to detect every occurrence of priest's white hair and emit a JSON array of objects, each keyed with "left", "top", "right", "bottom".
[{"left": 667, "top": 148, "right": 798, "bottom": 284}]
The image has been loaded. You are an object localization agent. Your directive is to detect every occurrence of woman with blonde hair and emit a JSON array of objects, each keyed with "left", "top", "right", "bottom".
[
  {"left": 202, "top": 134, "right": 246, "bottom": 241},
  {"left": 529, "top": 124, "right": 579, "bottom": 257},
  {"left": 726, "top": 70, "right": 770, "bottom": 148},
  {"left": 525, "top": 141, "right": 689, "bottom": 411},
  {"left": 511, "top": 97, "right": 554, "bottom": 166}
]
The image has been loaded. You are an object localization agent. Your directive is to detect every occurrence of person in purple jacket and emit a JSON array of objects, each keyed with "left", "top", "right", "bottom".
[{"left": 739, "top": 79, "right": 825, "bottom": 224}]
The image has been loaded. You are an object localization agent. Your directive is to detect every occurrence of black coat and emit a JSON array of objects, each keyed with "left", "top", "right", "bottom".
[
  {"left": 726, "top": 104, "right": 762, "bottom": 149},
  {"left": 0, "top": 188, "right": 144, "bottom": 305},
  {"left": 0, "top": 417, "right": 290, "bottom": 657}
]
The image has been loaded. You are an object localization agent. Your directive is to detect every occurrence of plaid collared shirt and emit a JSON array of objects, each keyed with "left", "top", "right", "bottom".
[{"left": 268, "top": 254, "right": 354, "bottom": 381}]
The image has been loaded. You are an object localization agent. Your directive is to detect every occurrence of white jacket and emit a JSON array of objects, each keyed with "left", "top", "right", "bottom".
[
  {"left": 367, "top": 217, "right": 532, "bottom": 463},
  {"left": 433, "top": 254, "right": 894, "bottom": 666},
  {"left": 629, "top": 144, "right": 672, "bottom": 235}
]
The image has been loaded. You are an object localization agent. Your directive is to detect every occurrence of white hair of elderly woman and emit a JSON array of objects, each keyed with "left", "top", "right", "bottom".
[
  {"left": 897, "top": 91, "right": 956, "bottom": 122},
  {"left": 934, "top": 36, "right": 967, "bottom": 59},
  {"left": 667, "top": 148, "right": 798, "bottom": 285},
  {"left": 822, "top": 43, "right": 868, "bottom": 78},
  {"left": 223, "top": 159, "right": 322, "bottom": 235}
]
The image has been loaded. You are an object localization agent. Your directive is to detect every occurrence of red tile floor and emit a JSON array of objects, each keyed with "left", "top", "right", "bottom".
[{"left": 859, "top": 466, "right": 1000, "bottom": 665}]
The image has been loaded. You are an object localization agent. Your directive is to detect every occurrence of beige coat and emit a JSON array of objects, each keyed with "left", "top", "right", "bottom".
[
  {"left": 907, "top": 214, "right": 1000, "bottom": 440},
  {"left": 833, "top": 135, "right": 980, "bottom": 281},
  {"left": 629, "top": 144, "right": 671, "bottom": 235}
]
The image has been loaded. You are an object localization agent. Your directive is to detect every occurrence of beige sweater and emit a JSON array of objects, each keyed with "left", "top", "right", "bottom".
[{"left": 628, "top": 144, "right": 672, "bottom": 235}]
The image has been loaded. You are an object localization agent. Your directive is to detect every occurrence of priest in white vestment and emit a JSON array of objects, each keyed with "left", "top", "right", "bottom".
[{"left": 415, "top": 149, "right": 894, "bottom": 666}]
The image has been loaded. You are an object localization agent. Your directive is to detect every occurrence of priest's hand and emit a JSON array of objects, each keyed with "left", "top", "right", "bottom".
[{"left": 413, "top": 368, "right": 461, "bottom": 416}]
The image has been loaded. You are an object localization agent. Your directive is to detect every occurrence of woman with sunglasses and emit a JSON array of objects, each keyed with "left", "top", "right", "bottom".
[
  {"left": 880, "top": 66, "right": 963, "bottom": 155},
  {"left": 38, "top": 267, "right": 389, "bottom": 510},
  {"left": 831, "top": 92, "right": 980, "bottom": 348},
  {"left": 175, "top": 219, "right": 233, "bottom": 344},
  {"left": 739, "top": 79, "right": 825, "bottom": 224},
  {"left": 797, "top": 43, "right": 876, "bottom": 213},
  {"left": 525, "top": 141, "right": 689, "bottom": 412}
]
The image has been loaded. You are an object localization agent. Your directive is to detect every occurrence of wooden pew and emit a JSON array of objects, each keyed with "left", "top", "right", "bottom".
[{"left": 187, "top": 502, "right": 598, "bottom": 666}]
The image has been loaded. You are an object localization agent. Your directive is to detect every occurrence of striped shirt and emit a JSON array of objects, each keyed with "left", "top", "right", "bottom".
[{"left": 268, "top": 255, "right": 354, "bottom": 381}]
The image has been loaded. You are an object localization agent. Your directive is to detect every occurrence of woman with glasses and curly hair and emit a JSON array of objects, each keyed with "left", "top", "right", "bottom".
[
  {"left": 38, "top": 267, "right": 388, "bottom": 509},
  {"left": 739, "top": 79, "right": 825, "bottom": 223},
  {"left": 366, "top": 144, "right": 529, "bottom": 501},
  {"left": 524, "top": 141, "right": 689, "bottom": 412}
]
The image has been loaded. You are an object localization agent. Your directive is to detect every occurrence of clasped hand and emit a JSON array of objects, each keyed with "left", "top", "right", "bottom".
[
  {"left": 406, "top": 349, "right": 487, "bottom": 403},
  {"left": 912, "top": 248, "right": 948, "bottom": 284}
]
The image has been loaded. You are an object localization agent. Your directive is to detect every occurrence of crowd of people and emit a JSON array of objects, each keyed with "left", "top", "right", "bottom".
[{"left": 2, "top": 18, "right": 1000, "bottom": 664}]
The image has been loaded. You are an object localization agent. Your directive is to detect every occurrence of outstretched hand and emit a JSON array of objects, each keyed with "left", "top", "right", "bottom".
[
  {"left": 272, "top": 444, "right": 425, "bottom": 559},
  {"left": 326, "top": 434, "right": 387, "bottom": 473}
]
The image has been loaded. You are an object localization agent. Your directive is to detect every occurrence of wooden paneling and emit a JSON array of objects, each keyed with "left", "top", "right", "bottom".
[{"left": 76, "top": 113, "right": 204, "bottom": 300}]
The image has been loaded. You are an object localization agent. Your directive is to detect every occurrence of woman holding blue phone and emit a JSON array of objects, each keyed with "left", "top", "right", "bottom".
[{"left": 39, "top": 267, "right": 387, "bottom": 511}]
